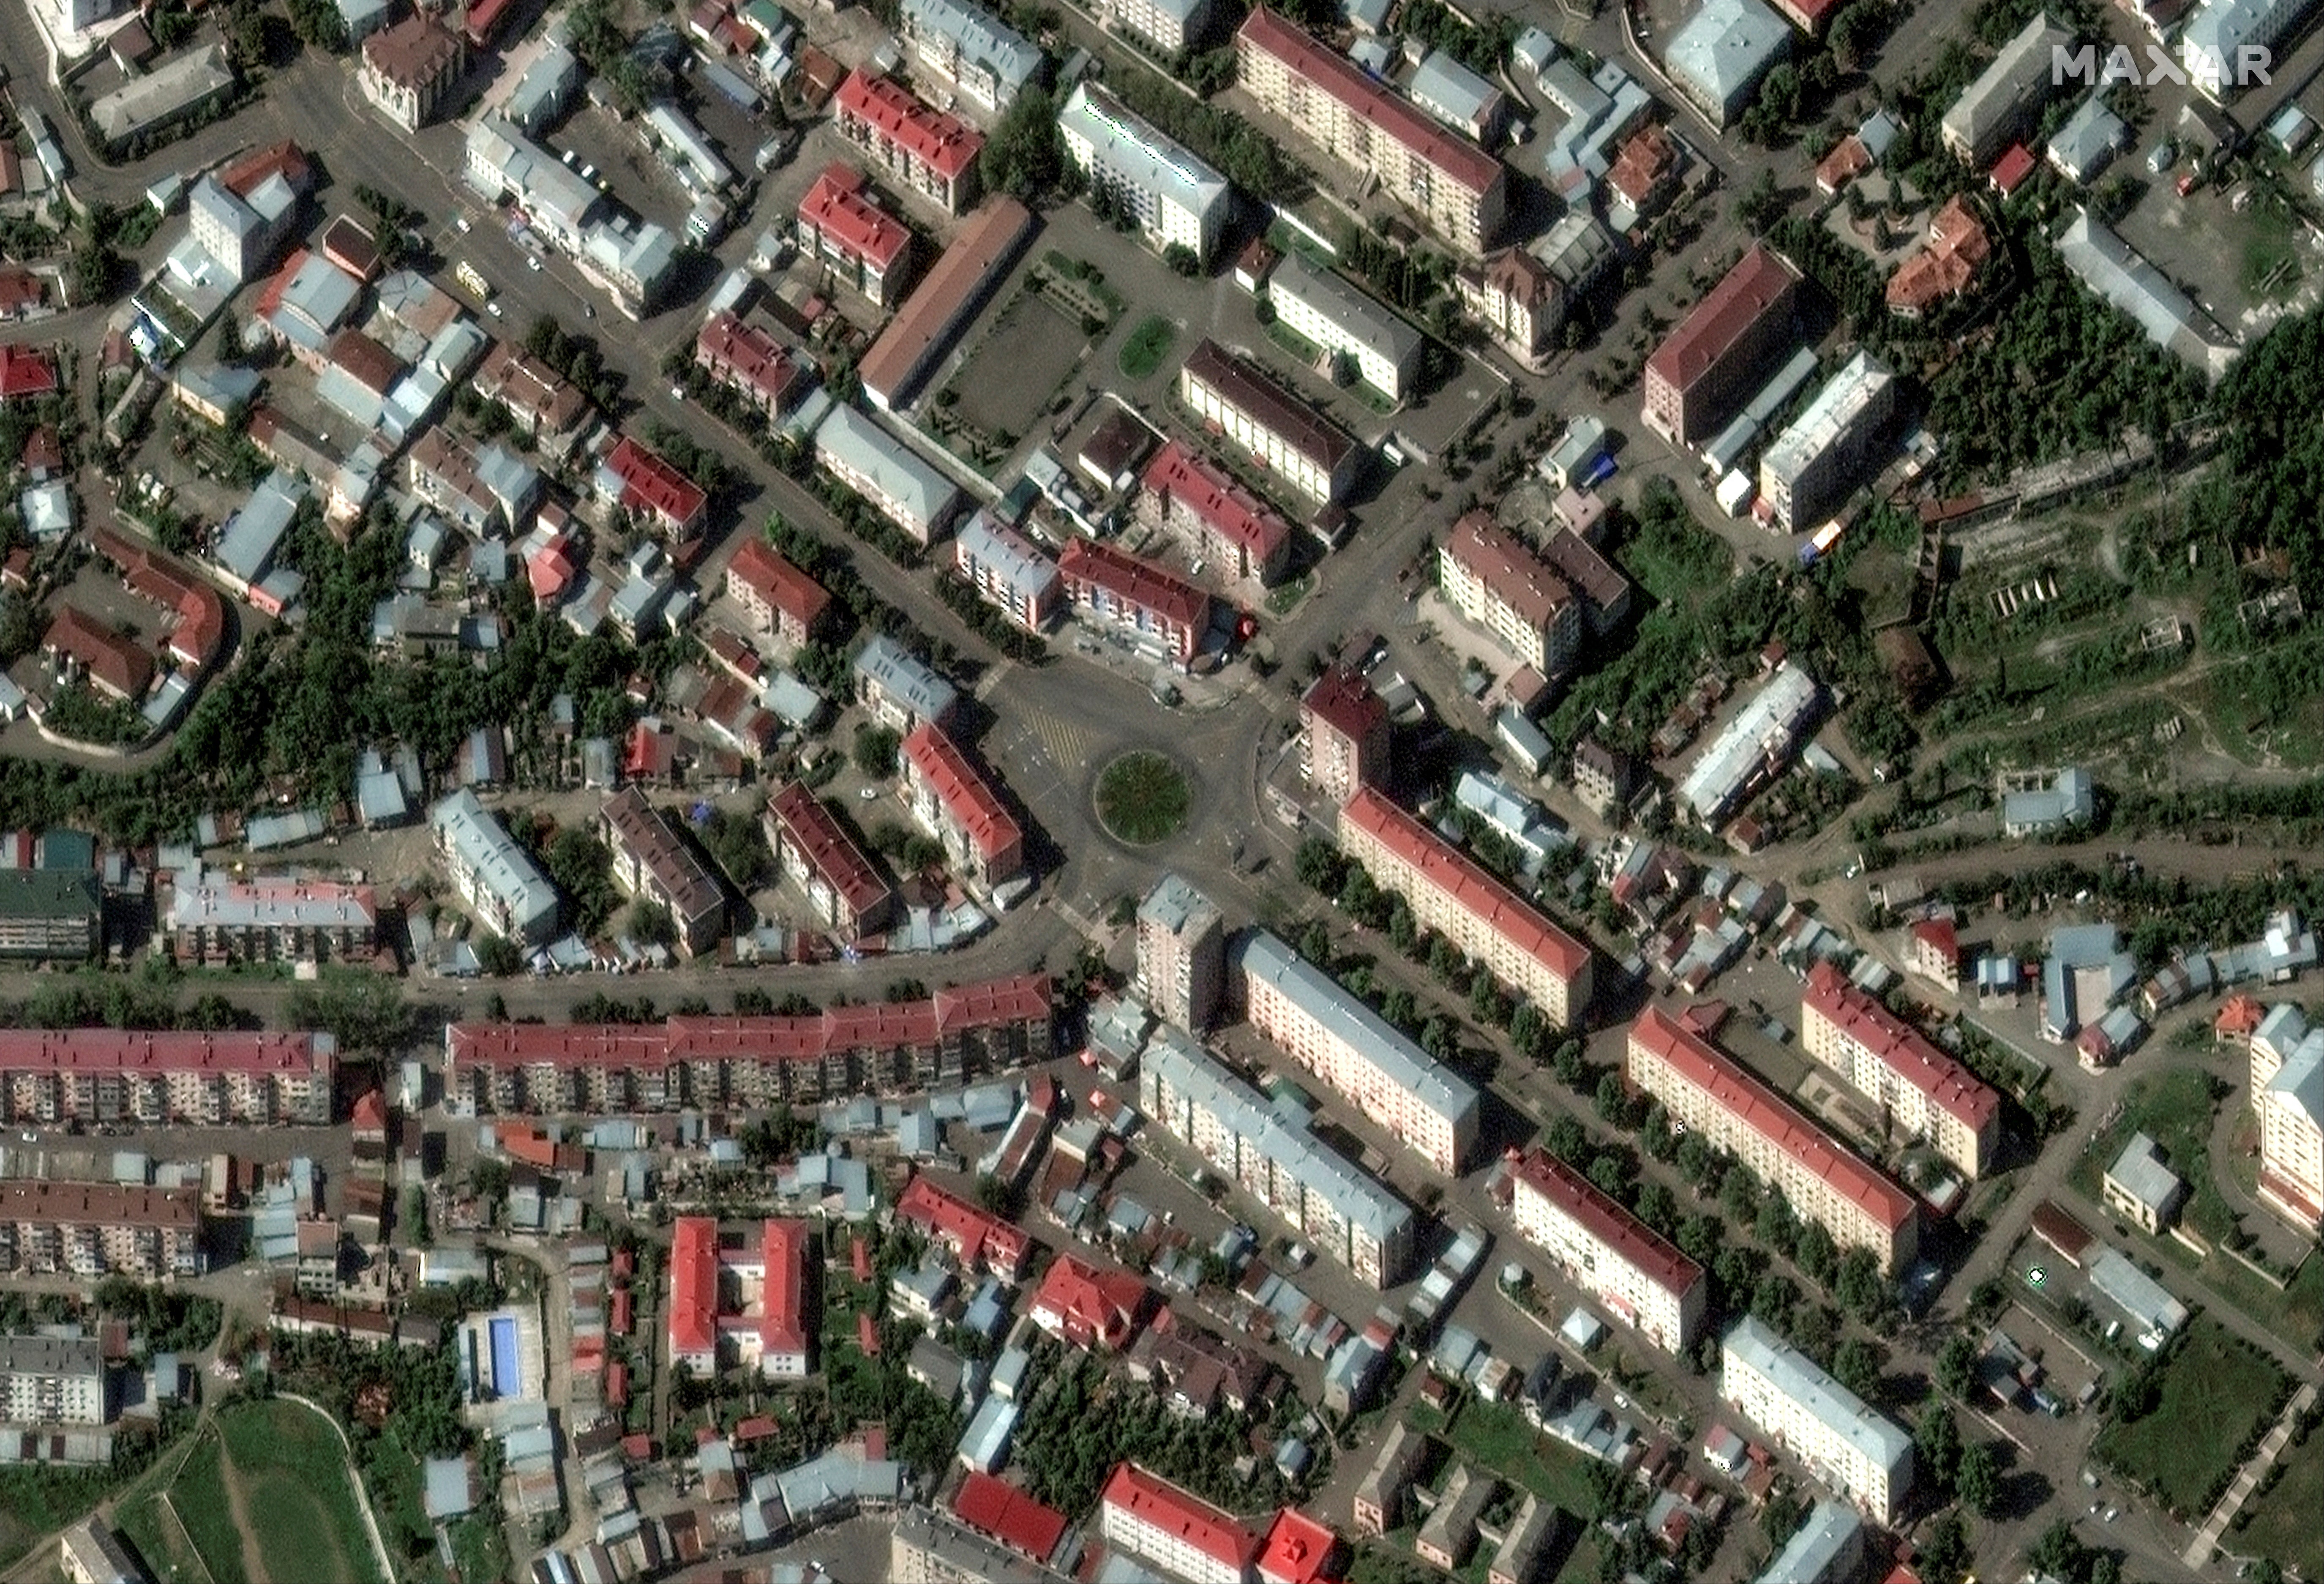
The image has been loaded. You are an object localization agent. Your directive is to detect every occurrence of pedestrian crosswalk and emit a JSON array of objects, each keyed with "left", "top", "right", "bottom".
[{"left": 1019, "top": 708, "right": 1098, "bottom": 773}]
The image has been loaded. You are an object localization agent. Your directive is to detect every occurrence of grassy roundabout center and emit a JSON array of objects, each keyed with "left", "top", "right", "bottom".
[{"left": 1095, "top": 751, "right": 1192, "bottom": 845}]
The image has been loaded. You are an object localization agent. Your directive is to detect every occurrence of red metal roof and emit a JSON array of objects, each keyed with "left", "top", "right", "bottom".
[
  {"left": 1991, "top": 142, "right": 2037, "bottom": 194},
  {"left": 90, "top": 527, "right": 224, "bottom": 670},
  {"left": 1803, "top": 961, "right": 1998, "bottom": 1133},
  {"left": 0, "top": 345, "right": 57, "bottom": 400},
  {"left": 610, "top": 1286, "right": 633, "bottom": 1335},
  {"left": 1301, "top": 664, "right": 1385, "bottom": 743},
  {"left": 1645, "top": 245, "right": 1800, "bottom": 396},
  {"left": 1257, "top": 1509, "right": 1339, "bottom": 1584},
  {"left": 1628, "top": 1008, "right": 1916, "bottom": 1234},
  {"left": 1341, "top": 787, "right": 1591, "bottom": 983},
  {"left": 696, "top": 311, "right": 803, "bottom": 411},
  {"left": 859, "top": 197, "right": 1033, "bottom": 408},
  {"left": 726, "top": 538, "right": 832, "bottom": 630},
  {"left": 895, "top": 1174, "right": 1032, "bottom": 1276},
  {"left": 1236, "top": 9, "right": 1501, "bottom": 197},
  {"left": 766, "top": 781, "right": 889, "bottom": 923},
  {"left": 0, "top": 1180, "right": 199, "bottom": 1231},
  {"left": 1908, "top": 917, "right": 1958, "bottom": 962},
  {"left": 0, "top": 1030, "right": 319, "bottom": 1081},
  {"left": 463, "top": 0, "right": 515, "bottom": 45},
  {"left": 602, "top": 435, "right": 708, "bottom": 531},
  {"left": 833, "top": 70, "right": 983, "bottom": 183},
  {"left": 1100, "top": 1463, "right": 1258, "bottom": 1570},
  {"left": 1057, "top": 538, "right": 1208, "bottom": 633},
  {"left": 901, "top": 723, "right": 1020, "bottom": 863},
  {"left": 221, "top": 139, "right": 314, "bottom": 199},
  {"left": 669, "top": 1216, "right": 718, "bottom": 1361},
  {"left": 1510, "top": 1147, "right": 1703, "bottom": 1300},
  {"left": 1444, "top": 512, "right": 1575, "bottom": 636},
  {"left": 748, "top": 1218, "right": 810, "bottom": 1361},
  {"left": 796, "top": 162, "right": 913, "bottom": 272},
  {"left": 952, "top": 1472, "right": 1070, "bottom": 1561},
  {"left": 1031, "top": 1255, "right": 1150, "bottom": 1351},
  {"left": 1141, "top": 441, "right": 1291, "bottom": 566},
  {"left": 40, "top": 606, "right": 151, "bottom": 701}
]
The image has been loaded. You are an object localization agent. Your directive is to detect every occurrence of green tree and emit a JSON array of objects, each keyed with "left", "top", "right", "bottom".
[
  {"left": 1294, "top": 838, "right": 1345, "bottom": 894},
  {"left": 1934, "top": 1330, "right": 1980, "bottom": 1401},
  {"left": 981, "top": 86, "right": 1064, "bottom": 199},
  {"left": 1832, "top": 1337, "right": 1883, "bottom": 1401},
  {"left": 1547, "top": 1114, "right": 1587, "bottom": 1163},
  {"left": 1956, "top": 1438, "right": 2000, "bottom": 1516},
  {"left": 1915, "top": 1404, "right": 1961, "bottom": 1490},
  {"left": 1918, "top": 1510, "right": 1970, "bottom": 1584}
]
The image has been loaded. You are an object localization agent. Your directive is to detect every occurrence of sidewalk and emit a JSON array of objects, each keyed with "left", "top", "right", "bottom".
[{"left": 2183, "top": 1379, "right": 2317, "bottom": 1568}]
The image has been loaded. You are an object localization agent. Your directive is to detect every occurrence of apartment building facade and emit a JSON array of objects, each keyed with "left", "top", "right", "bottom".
[
  {"left": 1138, "top": 440, "right": 1294, "bottom": 588},
  {"left": 833, "top": 70, "right": 985, "bottom": 215},
  {"left": 0, "top": 870, "right": 101, "bottom": 961},
  {"left": 1179, "top": 339, "right": 1364, "bottom": 505},
  {"left": 1099, "top": 0, "right": 1212, "bottom": 53},
  {"left": 1136, "top": 873, "right": 1225, "bottom": 1032},
  {"left": 1299, "top": 664, "right": 1389, "bottom": 808},
  {"left": 1337, "top": 787, "right": 1593, "bottom": 1029},
  {"left": 764, "top": 781, "right": 896, "bottom": 939},
  {"left": 431, "top": 789, "right": 560, "bottom": 945},
  {"left": 953, "top": 512, "right": 1061, "bottom": 630},
  {"left": 0, "top": 1337, "right": 105, "bottom": 1425},
  {"left": 599, "top": 786, "right": 728, "bottom": 958},
  {"left": 166, "top": 879, "right": 379, "bottom": 966},
  {"left": 1057, "top": 538, "right": 1210, "bottom": 664},
  {"left": 1438, "top": 512, "right": 1583, "bottom": 676},
  {"left": 1098, "top": 1464, "right": 1258, "bottom": 1584},
  {"left": 1268, "top": 254, "right": 1426, "bottom": 400},
  {"left": 795, "top": 162, "right": 917, "bottom": 306},
  {"left": 1506, "top": 1148, "right": 1706, "bottom": 1354},
  {"left": 0, "top": 1182, "right": 203, "bottom": 1278},
  {"left": 724, "top": 538, "right": 833, "bottom": 648},
  {"left": 1627, "top": 1009, "right": 1919, "bottom": 1273},
  {"left": 358, "top": 14, "right": 466, "bottom": 131},
  {"left": 0, "top": 1029, "right": 336, "bottom": 1127},
  {"left": 1799, "top": 961, "right": 2000, "bottom": 1177},
  {"left": 1721, "top": 1315, "right": 1912, "bottom": 1521},
  {"left": 900, "top": 723, "right": 1026, "bottom": 889},
  {"left": 2251, "top": 1007, "right": 2324, "bottom": 1231},
  {"left": 1640, "top": 244, "right": 1802, "bottom": 448},
  {"left": 1058, "top": 82, "right": 1230, "bottom": 265}
]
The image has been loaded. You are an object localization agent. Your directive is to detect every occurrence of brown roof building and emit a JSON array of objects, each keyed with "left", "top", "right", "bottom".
[
  {"left": 763, "top": 782, "right": 895, "bottom": 940},
  {"left": 359, "top": 15, "right": 467, "bottom": 133},
  {"left": 599, "top": 787, "right": 727, "bottom": 958},
  {"left": 1300, "top": 666, "right": 1389, "bottom": 808},
  {"left": 1885, "top": 194, "right": 1991, "bottom": 319},
  {"left": 1438, "top": 513, "right": 1581, "bottom": 676},
  {"left": 41, "top": 607, "right": 152, "bottom": 703},
  {"left": 1642, "top": 245, "right": 1803, "bottom": 448},
  {"left": 1178, "top": 339, "right": 1362, "bottom": 507}
]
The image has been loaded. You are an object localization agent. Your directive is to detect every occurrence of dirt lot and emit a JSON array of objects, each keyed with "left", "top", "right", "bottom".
[{"left": 945, "top": 291, "right": 1090, "bottom": 443}]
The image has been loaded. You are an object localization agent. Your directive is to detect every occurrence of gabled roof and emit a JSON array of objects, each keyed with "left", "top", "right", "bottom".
[
  {"left": 796, "top": 163, "right": 914, "bottom": 271},
  {"left": 727, "top": 538, "right": 832, "bottom": 629},
  {"left": 833, "top": 69, "right": 985, "bottom": 182},
  {"left": 1141, "top": 441, "right": 1292, "bottom": 565},
  {"left": 670, "top": 1215, "right": 717, "bottom": 1359},
  {"left": 597, "top": 435, "right": 707, "bottom": 528},
  {"left": 1342, "top": 786, "right": 1590, "bottom": 982},
  {"left": 1058, "top": 537, "right": 1208, "bottom": 631},
  {"left": 1101, "top": 1462, "right": 1258, "bottom": 1568},
  {"left": 903, "top": 723, "right": 1021, "bottom": 861},
  {"left": 1803, "top": 960, "right": 1998, "bottom": 1131}
]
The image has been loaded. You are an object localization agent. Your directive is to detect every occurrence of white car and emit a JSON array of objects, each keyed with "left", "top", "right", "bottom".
[
  {"left": 455, "top": 216, "right": 472, "bottom": 234},
  {"left": 670, "top": 385, "right": 686, "bottom": 402},
  {"left": 858, "top": 787, "right": 880, "bottom": 800},
  {"left": 487, "top": 301, "right": 503, "bottom": 318},
  {"left": 527, "top": 255, "right": 543, "bottom": 272}
]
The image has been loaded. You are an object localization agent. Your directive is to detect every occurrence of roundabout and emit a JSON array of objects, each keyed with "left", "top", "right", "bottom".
[{"left": 1093, "top": 750, "right": 1193, "bottom": 846}]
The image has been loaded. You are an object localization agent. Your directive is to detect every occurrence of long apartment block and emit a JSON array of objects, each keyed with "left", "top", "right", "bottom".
[
  {"left": 0, "top": 1181, "right": 204, "bottom": 1278},
  {"left": 1058, "top": 81, "right": 1230, "bottom": 266},
  {"left": 833, "top": 69, "right": 985, "bottom": 215},
  {"left": 1800, "top": 961, "right": 2000, "bottom": 1177},
  {"left": 1178, "top": 339, "right": 1363, "bottom": 507},
  {"left": 442, "top": 976, "right": 1052, "bottom": 1113},
  {"left": 166, "top": 879, "right": 379, "bottom": 966},
  {"left": 1505, "top": 1147, "right": 1705, "bottom": 1354},
  {"left": 1235, "top": 7, "right": 1507, "bottom": 252},
  {"left": 1721, "top": 1315, "right": 1912, "bottom": 1521},
  {"left": 0, "top": 1029, "right": 337, "bottom": 1126},
  {"left": 1627, "top": 1009, "right": 1918, "bottom": 1273},
  {"left": 1337, "top": 787, "right": 1593, "bottom": 1028},
  {"left": 1230, "top": 928, "right": 1478, "bottom": 1174},
  {"left": 1141, "top": 1025, "right": 1417, "bottom": 1286}
]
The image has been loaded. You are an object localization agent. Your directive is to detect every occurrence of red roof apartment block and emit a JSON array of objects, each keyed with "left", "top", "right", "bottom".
[
  {"left": 666, "top": 1216, "right": 813, "bottom": 1378},
  {"left": 1258, "top": 1509, "right": 1342, "bottom": 1584},
  {"left": 764, "top": 780, "right": 895, "bottom": 939},
  {"left": 952, "top": 1472, "right": 1070, "bottom": 1563},
  {"left": 1140, "top": 441, "right": 1293, "bottom": 587},
  {"left": 1031, "top": 1255, "right": 1152, "bottom": 1351},
  {"left": 1768, "top": 0, "right": 1843, "bottom": 31},
  {"left": 895, "top": 1174, "right": 1033, "bottom": 1279},
  {"left": 1057, "top": 538, "right": 1210, "bottom": 665},
  {"left": 1100, "top": 1463, "right": 1260, "bottom": 1581},
  {"left": 598, "top": 435, "right": 709, "bottom": 541},
  {"left": 43, "top": 606, "right": 151, "bottom": 702},
  {"left": 901, "top": 722, "right": 1024, "bottom": 888},
  {"left": 695, "top": 311, "right": 807, "bottom": 418},
  {"left": 1803, "top": 959, "right": 2000, "bottom": 1171},
  {"left": 668, "top": 1215, "right": 719, "bottom": 1372},
  {"left": 1506, "top": 1147, "right": 1705, "bottom": 1350},
  {"left": 796, "top": 163, "right": 916, "bottom": 304},
  {"left": 1299, "top": 665, "right": 1389, "bottom": 808},
  {"left": 221, "top": 139, "right": 316, "bottom": 200},
  {"left": 1641, "top": 245, "right": 1803, "bottom": 448},
  {"left": 832, "top": 69, "right": 984, "bottom": 213},
  {"left": 1628, "top": 1007, "right": 1918, "bottom": 1270},
  {"left": 725, "top": 538, "right": 833, "bottom": 646}
]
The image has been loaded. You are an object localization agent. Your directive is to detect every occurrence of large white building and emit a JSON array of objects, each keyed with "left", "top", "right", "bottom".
[
  {"left": 2251, "top": 1005, "right": 2324, "bottom": 1231},
  {"left": 1506, "top": 1149, "right": 1705, "bottom": 1353},
  {"left": 1800, "top": 961, "right": 2001, "bottom": 1177},
  {"left": 1141, "top": 1025, "right": 1417, "bottom": 1286},
  {"left": 1721, "top": 1316, "right": 1912, "bottom": 1521},
  {"left": 2181, "top": 0, "right": 2318, "bottom": 102},
  {"left": 1758, "top": 350, "right": 1896, "bottom": 530},
  {"left": 429, "top": 790, "right": 560, "bottom": 945},
  {"left": 0, "top": 1336, "right": 105, "bottom": 1425},
  {"left": 1268, "top": 254, "right": 1427, "bottom": 401},
  {"left": 1674, "top": 661, "right": 1822, "bottom": 827},
  {"left": 1098, "top": 1464, "right": 1257, "bottom": 1584},
  {"left": 1098, "top": 0, "right": 1212, "bottom": 53},
  {"left": 1057, "top": 82, "right": 1231, "bottom": 266},
  {"left": 1628, "top": 1009, "right": 1919, "bottom": 1273},
  {"left": 1231, "top": 929, "right": 1479, "bottom": 1175}
]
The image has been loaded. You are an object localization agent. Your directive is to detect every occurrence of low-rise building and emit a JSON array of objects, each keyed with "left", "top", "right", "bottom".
[
  {"left": 859, "top": 197, "right": 1035, "bottom": 411},
  {"left": 695, "top": 311, "right": 807, "bottom": 420},
  {"left": 1268, "top": 254, "right": 1426, "bottom": 401},
  {"left": 2001, "top": 765, "right": 2095, "bottom": 837},
  {"left": 1663, "top": 0, "right": 1790, "bottom": 129},
  {"left": 1058, "top": 82, "right": 1230, "bottom": 265},
  {"left": 854, "top": 634, "right": 960, "bottom": 733},
  {"left": 1506, "top": 1148, "right": 1706, "bottom": 1352},
  {"left": 1754, "top": 1498, "right": 1864, "bottom": 1584},
  {"left": 1885, "top": 194, "right": 1992, "bottom": 318},
  {"left": 599, "top": 787, "right": 727, "bottom": 957},
  {"left": 594, "top": 436, "right": 709, "bottom": 547},
  {"left": 1407, "top": 48, "right": 1508, "bottom": 144},
  {"left": 1353, "top": 1423, "right": 1433, "bottom": 1535},
  {"left": 764, "top": 781, "right": 895, "bottom": 939},
  {"left": 1455, "top": 247, "right": 1566, "bottom": 366},
  {"left": 2102, "top": 1132, "right": 2186, "bottom": 1233},
  {"left": 900, "top": 723, "right": 1025, "bottom": 888},
  {"left": 1416, "top": 1465, "right": 1493, "bottom": 1570},
  {"left": 1058, "top": 538, "right": 1210, "bottom": 664},
  {"left": 1720, "top": 1316, "right": 1911, "bottom": 1520},
  {"left": 430, "top": 789, "right": 559, "bottom": 944},
  {"left": 1180, "top": 339, "right": 1364, "bottom": 505},
  {"left": 359, "top": 14, "right": 467, "bottom": 132},
  {"left": 1941, "top": 11, "right": 2069, "bottom": 164},
  {"left": 796, "top": 164, "right": 917, "bottom": 306},
  {"left": 669, "top": 1216, "right": 813, "bottom": 1378},
  {"left": 1439, "top": 512, "right": 1582, "bottom": 675},
  {"left": 167, "top": 879, "right": 378, "bottom": 966},
  {"left": 472, "top": 341, "right": 594, "bottom": 460},
  {"left": 1674, "top": 661, "right": 1822, "bottom": 827}
]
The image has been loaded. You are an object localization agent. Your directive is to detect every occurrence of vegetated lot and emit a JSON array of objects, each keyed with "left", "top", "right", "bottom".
[
  {"left": 2095, "top": 1315, "right": 2291, "bottom": 1519},
  {"left": 948, "top": 292, "right": 1086, "bottom": 442},
  {"left": 0, "top": 1461, "right": 136, "bottom": 1570},
  {"left": 2233, "top": 1423, "right": 2324, "bottom": 1581},
  {"left": 1117, "top": 313, "right": 1177, "bottom": 381},
  {"left": 2069, "top": 1066, "right": 2239, "bottom": 1243},
  {"left": 1432, "top": 1397, "right": 1596, "bottom": 1581},
  {"left": 1095, "top": 751, "right": 1191, "bottom": 845},
  {"left": 148, "top": 1400, "right": 384, "bottom": 1584}
]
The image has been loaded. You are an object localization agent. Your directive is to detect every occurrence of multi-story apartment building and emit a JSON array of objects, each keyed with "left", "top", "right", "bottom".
[
  {"left": 1099, "top": 0, "right": 1212, "bottom": 54},
  {"left": 1299, "top": 665, "right": 1390, "bottom": 808},
  {"left": 795, "top": 163, "right": 917, "bottom": 306},
  {"left": 0, "top": 1182, "right": 202, "bottom": 1278},
  {"left": 167, "top": 879, "right": 379, "bottom": 966},
  {"left": 833, "top": 70, "right": 985, "bottom": 215},
  {"left": 1455, "top": 247, "right": 1564, "bottom": 368},
  {"left": 953, "top": 512, "right": 1061, "bottom": 630},
  {"left": 431, "top": 790, "right": 560, "bottom": 945},
  {"left": 1641, "top": 244, "right": 1802, "bottom": 448},
  {"left": 900, "top": 723, "right": 1025, "bottom": 890},
  {"left": 1138, "top": 441, "right": 1293, "bottom": 588},
  {"left": 1057, "top": 82, "right": 1230, "bottom": 266},
  {"left": 358, "top": 14, "right": 466, "bottom": 132},
  {"left": 855, "top": 635, "right": 960, "bottom": 734},
  {"left": 900, "top": 0, "right": 1042, "bottom": 113},
  {"left": 1337, "top": 788, "right": 1593, "bottom": 1028},
  {"left": 1136, "top": 874, "right": 1225, "bottom": 1032},
  {"left": 1438, "top": 513, "right": 1582, "bottom": 676},
  {"left": 1720, "top": 1315, "right": 1912, "bottom": 1521},
  {"left": 815, "top": 405, "right": 963, "bottom": 546},
  {"left": 1099, "top": 1464, "right": 1259, "bottom": 1584},
  {"left": 694, "top": 311, "right": 807, "bottom": 421},
  {"left": 1058, "top": 539, "right": 1210, "bottom": 665},
  {"left": 472, "top": 340, "right": 595, "bottom": 461},
  {"left": 1142, "top": 1027, "right": 1416, "bottom": 1286},
  {"left": 1758, "top": 350, "right": 1897, "bottom": 531},
  {"left": 1800, "top": 961, "right": 2000, "bottom": 1177},
  {"left": 1268, "top": 255, "right": 1426, "bottom": 400},
  {"left": 0, "top": 1336, "right": 105, "bottom": 1425},
  {"left": 445, "top": 976, "right": 1051, "bottom": 1114},
  {"left": 595, "top": 435, "right": 709, "bottom": 546},
  {"left": 1235, "top": 8, "right": 1508, "bottom": 252},
  {"left": 1354, "top": 1422, "right": 1433, "bottom": 1535},
  {"left": 764, "top": 781, "right": 896, "bottom": 939},
  {"left": 892, "top": 1507, "right": 1074, "bottom": 1584},
  {"left": 0, "top": 870, "right": 101, "bottom": 961},
  {"left": 1179, "top": 339, "right": 1364, "bottom": 506},
  {"left": 725, "top": 538, "right": 834, "bottom": 649},
  {"left": 0, "top": 1029, "right": 336, "bottom": 1127},
  {"left": 599, "top": 787, "right": 727, "bottom": 958},
  {"left": 669, "top": 1216, "right": 812, "bottom": 1378},
  {"left": 407, "top": 427, "right": 544, "bottom": 539},
  {"left": 2250, "top": 1005, "right": 2324, "bottom": 1231},
  {"left": 1232, "top": 929, "right": 1480, "bottom": 1174},
  {"left": 1505, "top": 1148, "right": 1706, "bottom": 1354},
  {"left": 1627, "top": 1009, "right": 1919, "bottom": 1273}
]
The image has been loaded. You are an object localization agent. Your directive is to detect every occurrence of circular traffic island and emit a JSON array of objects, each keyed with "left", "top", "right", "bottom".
[{"left": 1094, "top": 750, "right": 1192, "bottom": 846}]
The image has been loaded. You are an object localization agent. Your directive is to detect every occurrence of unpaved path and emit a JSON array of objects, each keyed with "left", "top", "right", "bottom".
[{"left": 215, "top": 1442, "right": 271, "bottom": 1584}]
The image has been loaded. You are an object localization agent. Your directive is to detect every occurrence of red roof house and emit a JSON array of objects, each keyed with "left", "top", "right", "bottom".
[
  {"left": 1030, "top": 1255, "right": 1151, "bottom": 1352},
  {"left": 952, "top": 1471, "right": 1070, "bottom": 1562},
  {"left": 724, "top": 538, "right": 833, "bottom": 646},
  {"left": 0, "top": 345, "right": 58, "bottom": 401}
]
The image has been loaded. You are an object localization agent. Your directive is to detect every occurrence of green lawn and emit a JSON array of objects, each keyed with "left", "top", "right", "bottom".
[
  {"left": 2234, "top": 1424, "right": 2324, "bottom": 1581},
  {"left": 1095, "top": 751, "right": 1191, "bottom": 845},
  {"left": 2070, "top": 1066, "right": 2238, "bottom": 1242},
  {"left": 1117, "top": 315, "right": 1177, "bottom": 381},
  {"left": 210, "top": 1401, "right": 382, "bottom": 1584},
  {"left": 0, "top": 1462, "right": 141, "bottom": 1571},
  {"left": 171, "top": 1431, "right": 248, "bottom": 1584},
  {"left": 2095, "top": 1316, "right": 2292, "bottom": 1518},
  {"left": 1435, "top": 1399, "right": 1599, "bottom": 1582}
]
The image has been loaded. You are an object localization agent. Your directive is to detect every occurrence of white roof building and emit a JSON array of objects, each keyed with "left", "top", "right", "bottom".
[
  {"left": 1675, "top": 661, "right": 1822, "bottom": 825},
  {"left": 1057, "top": 82, "right": 1232, "bottom": 266},
  {"left": 813, "top": 405, "right": 961, "bottom": 542},
  {"left": 900, "top": 0, "right": 1042, "bottom": 111},
  {"left": 1721, "top": 1316, "right": 1912, "bottom": 1521},
  {"left": 2057, "top": 211, "right": 2235, "bottom": 381},
  {"left": 1664, "top": 0, "right": 1791, "bottom": 129},
  {"left": 2182, "top": 0, "right": 2320, "bottom": 101},
  {"left": 1758, "top": 350, "right": 1896, "bottom": 531}
]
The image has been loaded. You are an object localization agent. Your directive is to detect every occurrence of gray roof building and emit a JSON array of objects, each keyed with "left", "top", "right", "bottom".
[
  {"left": 216, "top": 472, "right": 306, "bottom": 590},
  {"left": 1270, "top": 254, "right": 1427, "bottom": 399},
  {"left": 1664, "top": 0, "right": 1791, "bottom": 129},
  {"left": 430, "top": 789, "right": 560, "bottom": 943},
  {"left": 2048, "top": 95, "right": 2127, "bottom": 181},
  {"left": 2057, "top": 211, "right": 2235, "bottom": 381},
  {"left": 815, "top": 406, "right": 960, "bottom": 541},
  {"left": 901, "top": 0, "right": 1043, "bottom": 109},
  {"left": 2087, "top": 1246, "right": 2190, "bottom": 1336},
  {"left": 502, "top": 43, "right": 582, "bottom": 135},
  {"left": 1756, "top": 1498, "right": 1865, "bottom": 1584},
  {"left": 89, "top": 44, "right": 236, "bottom": 147},
  {"left": 2002, "top": 765, "right": 2095, "bottom": 836},
  {"left": 1675, "top": 661, "right": 1822, "bottom": 825},
  {"left": 1941, "top": 12, "right": 2070, "bottom": 164},
  {"left": 2103, "top": 1133, "right": 2186, "bottom": 1228},
  {"left": 853, "top": 634, "right": 960, "bottom": 729},
  {"left": 1407, "top": 49, "right": 1507, "bottom": 142},
  {"left": 1722, "top": 1316, "right": 1912, "bottom": 1512}
]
